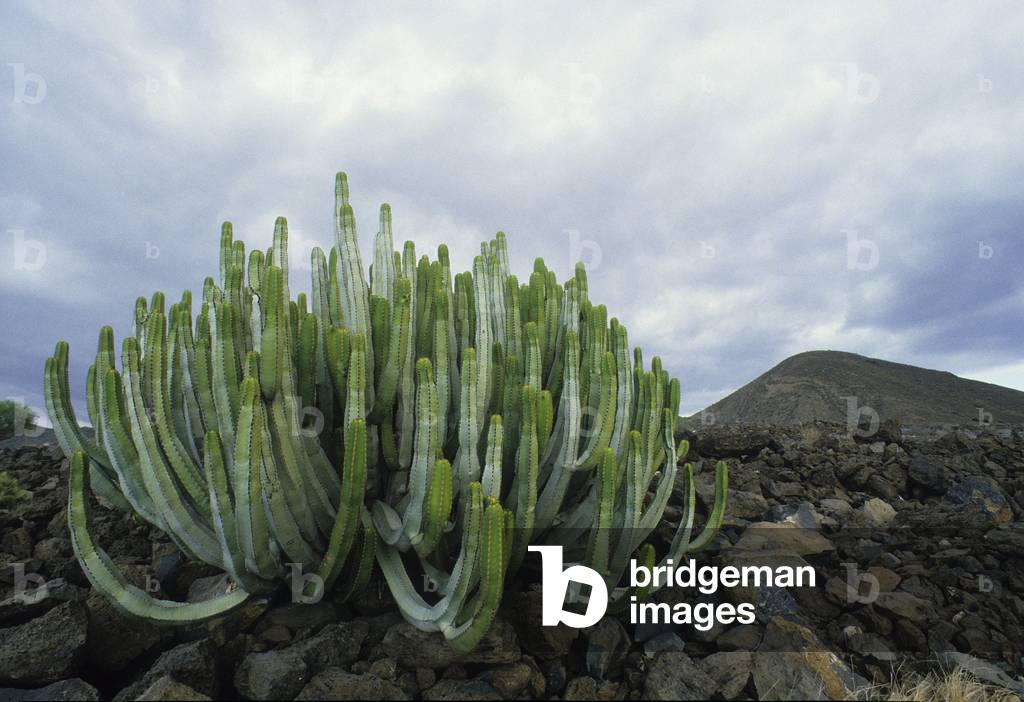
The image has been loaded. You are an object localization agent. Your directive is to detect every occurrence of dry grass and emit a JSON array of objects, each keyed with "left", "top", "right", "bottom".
[
  {"left": 865, "top": 665, "right": 1021, "bottom": 702},
  {"left": 798, "top": 424, "right": 825, "bottom": 447}
]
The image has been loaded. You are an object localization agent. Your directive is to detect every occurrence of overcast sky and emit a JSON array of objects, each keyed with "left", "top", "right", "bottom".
[{"left": 2, "top": 2, "right": 1023, "bottom": 426}]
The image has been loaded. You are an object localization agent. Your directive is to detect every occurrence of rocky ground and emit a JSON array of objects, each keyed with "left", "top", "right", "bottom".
[{"left": 1, "top": 423, "right": 1022, "bottom": 700}]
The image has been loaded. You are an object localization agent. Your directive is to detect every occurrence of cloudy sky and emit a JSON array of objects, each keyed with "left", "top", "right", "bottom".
[{"left": 2, "top": 1, "right": 1023, "bottom": 425}]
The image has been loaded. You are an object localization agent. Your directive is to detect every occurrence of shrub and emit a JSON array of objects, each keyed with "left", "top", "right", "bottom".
[
  {"left": 0, "top": 399, "right": 37, "bottom": 440},
  {"left": 0, "top": 470, "right": 28, "bottom": 507},
  {"left": 48, "top": 172, "right": 727, "bottom": 650}
]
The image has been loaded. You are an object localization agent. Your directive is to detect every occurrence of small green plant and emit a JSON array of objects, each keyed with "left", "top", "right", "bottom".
[
  {"left": 0, "top": 399, "right": 37, "bottom": 440},
  {"left": 0, "top": 470, "right": 28, "bottom": 507},
  {"left": 49, "top": 172, "right": 727, "bottom": 650}
]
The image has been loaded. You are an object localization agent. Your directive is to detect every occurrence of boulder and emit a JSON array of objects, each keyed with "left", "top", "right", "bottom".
[
  {"left": 135, "top": 677, "right": 212, "bottom": 701},
  {"left": 0, "top": 678, "right": 100, "bottom": 701},
  {"left": 257, "top": 600, "right": 337, "bottom": 636},
  {"left": 867, "top": 566, "right": 901, "bottom": 593},
  {"left": 764, "top": 502, "right": 828, "bottom": 529},
  {"left": 752, "top": 617, "right": 869, "bottom": 700},
  {"left": 1, "top": 527, "right": 33, "bottom": 560},
  {"left": 479, "top": 661, "right": 539, "bottom": 698},
  {"left": 698, "top": 429, "right": 775, "bottom": 457},
  {"left": 295, "top": 668, "right": 411, "bottom": 700},
  {"left": 875, "top": 419, "right": 902, "bottom": 444},
  {"left": 422, "top": 678, "right": 502, "bottom": 701},
  {"left": 818, "top": 498, "right": 853, "bottom": 516},
  {"left": 717, "top": 624, "right": 764, "bottom": 651},
  {"left": 725, "top": 490, "right": 769, "bottom": 520},
  {"left": 113, "top": 638, "right": 219, "bottom": 701},
  {"left": 859, "top": 498, "right": 896, "bottom": 526},
  {"left": 718, "top": 548, "right": 813, "bottom": 622},
  {"left": 872, "top": 591, "right": 932, "bottom": 623},
  {"left": 943, "top": 477, "right": 1013, "bottom": 526},
  {"left": 907, "top": 455, "right": 946, "bottom": 492},
  {"left": 234, "top": 620, "right": 369, "bottom": 700},
  {"left": 563, "top": 676, "right": 620, "bottom": 701},
  {"left": 288, "top": 620, "right": 370, "bottom": 672},
  {"left": 700, "top": 651, "right": 752, "bottom": 700},
  {"left": 234, "top": 648, "right": 308, "bottom": 701},
  {"left": 642, "top": 632, "right": 687, "bottom": 656},
  {"left": 734, "top": 522, "right": 834, "bottom": 557},
  {"left": 505, "top": 588, "right": 577, "bottom": 659},
  {"left": 584, "top": 617, "right": 630, "bottom": 678},
  {"left": 32, "top": 537, "right": 71, "bottom": 564},
  {"left": 643, "top": 652, "right": 716, "bottom": 700},
  {"left": 541, "top": 658, "right": 568, "bottom": 695},
  {"left": 0, "top": 601, "right": 88, "bottom": 686},
  {"left": 383, "top": 618, "right": 519, "bottom": 669},
  {"left": 846, "top": 632, "right": 896, "bottom": 662},
  {"left": 0, "top": 577, "right": 85, "bottom": 627}
]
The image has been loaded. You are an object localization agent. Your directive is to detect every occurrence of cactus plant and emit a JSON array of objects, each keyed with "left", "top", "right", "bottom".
[{"left": 47, "top": 172, "right": 727, "bottom": 650}]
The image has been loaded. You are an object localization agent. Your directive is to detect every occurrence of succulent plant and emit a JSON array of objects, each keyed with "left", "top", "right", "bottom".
[{"left": 48, "top": 172, "right": 727, "bottom": 650}]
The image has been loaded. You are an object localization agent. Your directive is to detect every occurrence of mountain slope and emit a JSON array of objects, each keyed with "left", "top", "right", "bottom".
[{"left": 691, "top": 350, "right": 1024, "bottom": 428}]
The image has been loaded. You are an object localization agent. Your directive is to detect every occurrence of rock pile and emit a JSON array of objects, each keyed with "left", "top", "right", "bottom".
[{"left": 1, "top": 424, "right": 1022, "bottom": 700}]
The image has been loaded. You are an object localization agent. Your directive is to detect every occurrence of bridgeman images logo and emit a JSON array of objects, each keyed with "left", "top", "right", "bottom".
[
  {"left": 530, "top": 545, "right": 816, "bottom": 630},
  {"left": 529, "top": 546, "right": 610, "bottom": 628}
]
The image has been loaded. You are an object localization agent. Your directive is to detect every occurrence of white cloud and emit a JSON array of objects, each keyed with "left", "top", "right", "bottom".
[
  {"left": 0, "top": 197, "right": 101, "bottom": 305},
  {"left": 2, "top": 1, "right": 1022, "bottom": 418},
  {"left": 962, "top": 362, "right": 1024, "bottom": 393}
]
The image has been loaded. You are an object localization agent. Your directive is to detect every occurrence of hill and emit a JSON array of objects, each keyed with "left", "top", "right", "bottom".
[{"left": 689, "top": 350, "right": 1024, "bottom": 429}]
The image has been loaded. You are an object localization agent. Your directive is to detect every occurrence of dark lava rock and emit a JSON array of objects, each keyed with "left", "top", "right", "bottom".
[
  {"left": 1, "top": 527, "right": 33, "bottom": 560},
  {"left": 256, "top": 600, "right": 336, "bottom": 637},
  {"left": 287, "top": 620, "right": 370, "bottom": 672},
  {"left": 233, "top": 620, "right": 369, "bottom": 700},
  {"left": 233, "top": 648, "right": 308, "bottom": 701},
  {"left": 943, "top": 476, "right": 1013, "bottom": 526},
  {"left": 0, "top": 601, "right": 87, "bottom": 686},
  {"left": 564, "top": 676, "right": 621, "bottom": 700},
  {"left": 113, "top": 638, "right": 219, "bottom": 701},
  {"left": 504, "top": 587, "right": 578, "bottom": 660},
  {"left": 295, "top": 668, "right": 411, "bottom": 701},
  {"left": 0, "top": 577, "right": 85, "bottom": 627},
  {"left": 726, "top": 490, "right": 770, "bottom": 520},
  {"left": 643, "top": 651, "right": 716, "bottom": 700},
  {"left": 383, "top": 618, "right": 519, "bottom": 669},
  {"left": 752, "top": 618, "right": 869, "bottom": 700},
  {"left": 541, "top": 658, "right": 568, "bottom": 695},
  {"left": 642, "top": 632, "right": 687, "bottom": 655},
  {"left": 422, "top": 678, "right": 503, "bottom": 701},
  {"left": 700, "top": 651, "right": 752, "bottom": 700},
  {"left": 875, "top": 418, "right": 902, "bottom": 444},
  {"left": 135, "top": 677, "right": 211, "bottom": 701},
  {"left": 584, "top": 616, "right": 630, "bottom": 678},
  {"left": 907, "top": 455, "right": 947, "bottom": 492},
  {"left": 481, "top": 660, "right": 541, "bottom": 698},
  {"left": 698, "top": 428, "right": 776, "bottom": 458},
  {"left": 871, "top": 592, "right": 932, "bottom": 624},
  {"left": 717, "top": 624, "right": 764, "bottom": 651},
  {"left": 3, "top": 429, "right": 1023, "bottom": 701},
  {"left": 0, "top": 678, "right": 100, "bottom": 701}
]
